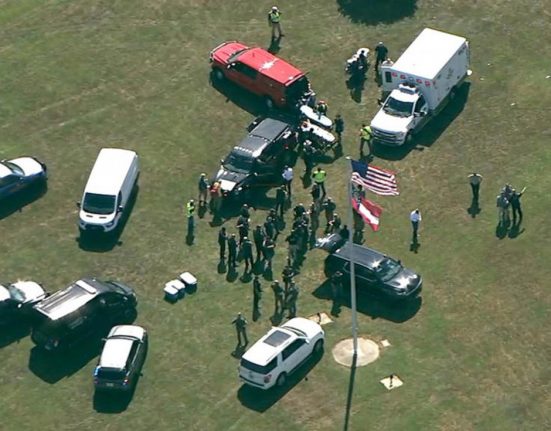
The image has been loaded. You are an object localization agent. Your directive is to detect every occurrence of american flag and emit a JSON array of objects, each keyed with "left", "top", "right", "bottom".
[{"left": 350, "top": 160, "right": 399, "bottom": 196}]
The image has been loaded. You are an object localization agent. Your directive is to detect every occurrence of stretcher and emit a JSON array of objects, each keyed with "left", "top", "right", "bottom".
[{"left": 299, "top": 105, "right": 333, "bottom": 129}]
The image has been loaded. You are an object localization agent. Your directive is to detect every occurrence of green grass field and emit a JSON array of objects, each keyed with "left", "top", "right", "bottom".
[{"left": 1, "top": 1, "right": 550, "bottom": 430}]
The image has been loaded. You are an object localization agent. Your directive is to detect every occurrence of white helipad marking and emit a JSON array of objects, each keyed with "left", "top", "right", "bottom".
[{"left": 332, "top": 338, "right": 380, "bottom": 367}]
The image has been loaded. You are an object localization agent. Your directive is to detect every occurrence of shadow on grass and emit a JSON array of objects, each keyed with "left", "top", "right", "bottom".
[
  {"left": 336, "top": 0, "right": 418, "bottom": 25},
  {"left": 28, "top": 340, "right": 102, "bottom": 384},
  {"left": 312, "top": 280, "right": 422, "bottom": 323},
  {"left": 374, "top": 83, "right": 471, "bottom": 161},
  {"left": 0, "top": 182, "right": 47, "bottom": 220},
  {"left": 93, "top": 389, "right": 136, "bottom": 413},
  {"left": 210, "top": 72, "right": 266, "bottom": 118},
  {"left": 237, "top": 352, "right": 323, "bottom": 412},
  {"left": 77, "top": 186, "right": 139, "bottom": 252},
  {"left": 0, "top": 322, "right": 30, "bottom": 348}
]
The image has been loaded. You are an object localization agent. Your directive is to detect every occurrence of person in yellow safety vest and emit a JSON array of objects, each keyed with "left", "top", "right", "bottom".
[
  {"left": 186, "top": 199, "right": 195, "bottom": 237},
  {"left": 268, "top": 6, "right": 284, "bottom": 40},
  {"left": 359, "top": 123, "right": 373, "bottom": 156},
  {"left": 312, "top": 167, "right": 327, "bottom": 197}
]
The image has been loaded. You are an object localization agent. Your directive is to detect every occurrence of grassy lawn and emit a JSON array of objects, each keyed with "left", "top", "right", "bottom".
[{"left": 1, "top": 1, "right": 550, "bottom": 430}]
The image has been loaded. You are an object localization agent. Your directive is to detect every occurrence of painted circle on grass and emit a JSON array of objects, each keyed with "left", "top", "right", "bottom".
[{"left": 332, "top": 337, "right": 380, "bottom": 367}]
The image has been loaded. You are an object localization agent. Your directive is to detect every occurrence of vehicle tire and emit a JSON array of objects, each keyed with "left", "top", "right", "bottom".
[
  {"left": 212, "top": 68, "right": 224, "bottom": 82},
  {"left": 276, "top": 372, "right": 287, "bottom": 387},
  {"left": 405, "top": 133, "right": 413, "bottom": 145},
  {"left": 264, "top": 96, "right": 275, "bottom": 111},
  {"left": 313, "top": 339, "right": 324, "bottom": 355}
]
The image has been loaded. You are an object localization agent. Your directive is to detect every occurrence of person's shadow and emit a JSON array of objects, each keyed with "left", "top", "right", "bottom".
[
  {"left": 409, "top": 239, "right": 421, "bottom": 253},
  {"left": 467, "top": 198, "right": 481, "bottom": 218},
  {"left": 268, "top": 37, "right": 281, "bottom": 54},
  {"left": 231, "top": 345, "right": 246, "bottom": 359},
  {"left": 217, "top": 259, "right": 227, "bottom": 274},
  {"left": 508, "top": 221, "right": 525, "bottom": 239},
  {"left": 495, "top": 220, "right": 509, "bottom": 239},
  {"left": 270, "top": 311, "right": 284, "bottom": 326}
]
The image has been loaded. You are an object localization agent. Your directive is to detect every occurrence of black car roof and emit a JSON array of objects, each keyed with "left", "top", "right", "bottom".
[
  {"left": 332, "top": 243, "right": 385, "bottom": 267},
  {"left": 249, "top": 118, "right": 290, "bottom": 140},
  {"left": 232, "top": 135, "right": 270, "bottom": 158}
]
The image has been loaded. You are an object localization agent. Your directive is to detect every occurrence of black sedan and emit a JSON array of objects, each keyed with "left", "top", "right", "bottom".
[{"left": 0, "top": 157, "right": 47, "bottom": 200}]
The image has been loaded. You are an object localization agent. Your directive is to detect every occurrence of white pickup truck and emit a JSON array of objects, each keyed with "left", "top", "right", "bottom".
[{"left": 370, "top": 28, "right": 470, "bottom": 146}]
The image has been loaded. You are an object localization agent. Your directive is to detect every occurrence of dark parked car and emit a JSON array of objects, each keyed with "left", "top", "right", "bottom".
[
  {"left": 94, "top": 325, "right": 148, "bottom": 392},
  {"left": 319, "top": 233, "right": 422, "bottom": 301},
  {"left": 0, "top": 157, "right": 47, "bottom": 200},
  {"left": 31, "top": 278, "right": 137, "bottom": 352},
  {"left": 213, "top": 117, "right": 297, "bottom": 201},
  {"left": 0, "top": 281, "right": 48, "bottom": 325}
]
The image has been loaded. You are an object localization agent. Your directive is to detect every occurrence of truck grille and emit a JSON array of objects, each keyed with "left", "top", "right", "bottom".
[{"left": 372, "top": 129, "right": 400, "bottom": 145}]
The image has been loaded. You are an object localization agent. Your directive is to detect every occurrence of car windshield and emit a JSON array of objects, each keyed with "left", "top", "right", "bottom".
[
  {"left": 223, "top": 151, "right": 254, "bottom": 173},
  {"left": 240, "top": 358, "right": 277, "bottom": 374},
  {"left": 2, "top": 161, "right": 24, "bottom": 175},
  {"left": 383, "top": 97, "right": 414, "bottom": 117},
  {"left": 7, "top": 284, "right": 26, "bottom": 302},
  {"left": 105, "top": 281, "right": 128, "bottom": 295},
  {"left": 283, "top": 326, "right": 307, "bottom": 338},
  {"left": 228, "top": 48, "right": 250, "bottom": 63},
  {"left": 82, "top": 193, "right": 116, "bottom": 215},
  {"left": 374, "top": 258, "right": 403, "bottom": 282}
]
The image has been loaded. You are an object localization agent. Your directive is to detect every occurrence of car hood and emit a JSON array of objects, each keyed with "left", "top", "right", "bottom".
[
  {"left": 371, "top": 109, "right": 412, "bottom": 134},
  {"left": 2, "top": 281, "right": 46, "bottom": 303},
  {"left": 215, "top": 168, "right": 248, "bottom": 192},
  {"left": 283, "top": 317, "right": 323, "bottom": 339},
  {"left": 9, "top": 157, "right": 45, "bottom": 177},
  {"left": 79, "top": 209, "right": 116, "bottom": 225},
  {"left": 212, "top": 41, "right": 248, "bottom": 64},
  {"left": 387, "top": 268, "right": 421, "bottom": 291}
]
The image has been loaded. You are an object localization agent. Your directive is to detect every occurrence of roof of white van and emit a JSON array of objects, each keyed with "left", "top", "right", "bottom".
[
  {"left": 85, "top": 148, "right": 137, "bottom": 195},
  {"left": 392, "top": 28, "right": 467, "bottom": 80}
]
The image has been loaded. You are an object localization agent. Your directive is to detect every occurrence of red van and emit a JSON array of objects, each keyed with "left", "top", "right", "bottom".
[{"left": 209, "top": 41, "right": 314, "bottom": 110}]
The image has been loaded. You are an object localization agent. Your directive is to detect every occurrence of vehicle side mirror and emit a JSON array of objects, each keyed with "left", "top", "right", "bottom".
[
  {"left": 377, "top": 98, "right": 383, "bottom": 106},
  {"left": 227, "top": 63, "right": 235, "bottom": 69},
  {"left": 414, "top": 112, "right": 420, "bottom": 117},
  {"left": 76, "top": 201, "right": 81, "bottom": 208},
  {"left": 17, "top": 303, "right": 23, "bottom": 309},
  {"left": 118, "top": 205, "right": 124, "bottom": 213}
]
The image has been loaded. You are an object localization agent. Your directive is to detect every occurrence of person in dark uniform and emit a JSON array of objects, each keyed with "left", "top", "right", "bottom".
[
  {"left": 241, "top": 237, "right": 254, "bottom": 272},
  {"left": 253, "top": 276, "right": 263, "bottom": 320},
  {"left": 330, "top": 271, "right": 344, "bottom": 303},
  {"left": 510, "top": 187, "right": 525, "bottom": 224},
  {"left": 263, "top": 236, "right": 275, "bottom": 270},
  {"left": 282, "top": 259, "right": 295, "bottom": 291},
  {"left": 228, "top": 233, "right": 238, "bottom": 269},
  {"left": 218, "top": 227, "right": 227, "bottom": 260},
  {"left": 322, "top": 197, "right": 336, "bottom": 227},
  {"left": 286, "top": 282, "right": 299, "bottom": 318},
  {"left": 253, "top": 225, "right": 266, "bottom": 262},
  {"left": 264, "top": 213, "right": 276, "bottom": 241},
  {"left": 271, "top": 280, "right": 285, "bottom": 315},
  {"left": 232, "top": 313, "right": 248, "bottom": 346},
  {"left": 275, "top": 185, "right": 287, "bottom": 220},
  {"left": 302, "top": 140, "right": 315, "bottom": 176},
  {"left": 236, "top": 215, "right": 249, "bottom": 245},
  {"left": 374, "top": 41, "right": 389, "bottom": 73}
]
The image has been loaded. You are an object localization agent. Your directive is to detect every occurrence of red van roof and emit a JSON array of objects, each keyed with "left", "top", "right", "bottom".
[{"left": 238, "top": 47, "right": 305, "bottom": 86}]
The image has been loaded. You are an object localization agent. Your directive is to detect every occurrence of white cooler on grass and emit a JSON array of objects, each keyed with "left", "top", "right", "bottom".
[
  {"left": 179, "top": 272, "right": 197, "bottom": 293},
  {"left": 164, "top": 279, "right": 186, "bottom": 301}
]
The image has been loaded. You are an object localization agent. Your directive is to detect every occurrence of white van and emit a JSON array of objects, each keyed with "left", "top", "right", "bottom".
[{"left": 78, "top": 148, "right": 139, "bottom": 235}]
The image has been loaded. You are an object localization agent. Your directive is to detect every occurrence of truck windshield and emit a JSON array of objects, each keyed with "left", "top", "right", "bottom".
[
  {"left": 223, "top": 152, "right": 254, "bottom": 173},
  {"left": 383, "top": 97, "right": 414, "bottom": 117},
  {"left": 82, "top": 193, "right": 116, "bottom": 215},
  {"left": 7, "top": 284, "right": 26, "bottom": 302},
  {"left": 374, "top": 258, "right": 403, "bottom": 282}
]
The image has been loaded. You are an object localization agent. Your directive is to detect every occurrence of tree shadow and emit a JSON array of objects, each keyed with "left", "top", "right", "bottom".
[
  {"left": 237, "top": 352, "right": 323, "bottom": 412},
  {"left": 77, "top": 186, "right": 139, "bottom": 252},
  {"left": 312, "top": 280, "right": 421, "bottom": 323},
  {"left": 0, "top": 322, "right": 30, "bottom": 348},
  {"left": 374, "top": 83, "right": 471, "bottom": 161},
  {"left": 336, "top": 0, "right": 418, "bottom": 25},
  {"left": 0, "top": 182, "right": 48, "bottom": 220}
]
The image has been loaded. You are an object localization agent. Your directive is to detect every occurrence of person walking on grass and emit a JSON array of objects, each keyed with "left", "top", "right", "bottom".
[
  {"left": 241, "top": 237, "right": 254, "bottom": 273},
  {"left": 312, "top": 167, "right": 327, "bottom": 197},
  {"left": 186, "top": 199, "right": 196, "bottom": 238},
  {"left": 253, "top": 276, "right": 263, "bottom": 321},
  {"left": 268, "top": 6, "right": 284, "bottom": 40},
  {"left": 271, "top": 280, "right": 285, "bottom": 315},
  {"left": 410, "top": 208, "right": 422, "bottom": 244},
  {"left": 468, "top": 173, "right": 483, "bottom": 205},
  {"left": 359, "top": 124, "right": 373, "bottom": 156},
  {"left": 374, "top": 41, "right": 389, "bottom": 73},
  {"left": 232, "top": 313, "right": 248, "bottom": 347},
  {"left": 286, "top": 281, "right": 299, "bottom": 318}
]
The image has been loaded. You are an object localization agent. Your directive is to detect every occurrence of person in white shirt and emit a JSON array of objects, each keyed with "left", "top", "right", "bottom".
[
  {"left": 468, "top": 173, "right": 483, "bottom": 204},
  {"left": 410, "top": 209, "right": 421, "bottom": 243},
  {"left": 282, "top": 165, "right": 293, "bottom": 197}
]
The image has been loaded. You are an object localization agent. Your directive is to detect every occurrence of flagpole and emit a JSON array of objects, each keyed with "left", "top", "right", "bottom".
[{"left": 346, "top": 156, "right": 358, "bottom": 359}]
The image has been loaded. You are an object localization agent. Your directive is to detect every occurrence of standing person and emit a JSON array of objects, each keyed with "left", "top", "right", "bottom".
[
  {"left": 326, "top": 212, "right": 342, "bottom": 234},
  {"left": 468, "top": 173, "right": 483, "bottom": 205},
  {"left": 271, "top": 280, "right": 285, "bottom": 315},
  {"left": 253, "top": 276, "right": 263, "bottom": 320},
  {"left": 330, "top": 271, "right": 344, "bottom": 303},
  {"left": 232, "top": 313, "right": 248, "bottom": 347},
  {"left": 236, "top": 215, "right": 249, "bottom": 245},
  {"left": 286, "top": 282, "right": 299, "bottom": 318},
  {"left": 264, "top": 211, "right": 277, "bottom": 241},
  {"left": 228, "top": 233, "right": 238, "bottom": 269},
  {"left": 309, "top": 202, "right": 320, "bottom": 246},
  {"left": 197, "top": 173, "right": 209, "bottom": 207},
  {"left": 322, "top": 197, "right": 337, "bottom": 228},
  {"left": 186, "top": 199, "right": 196, "bottom": 237},
  {"left": 241, "top": 237, "right": 254, "bottom": 273},
  {"left": 510, "top": 187, "right": 525, "bottom": 224},
  {"left": 374, "top": 41, "right": 389, "bottom": 73},
  {"left": 496, "top": 193, "right": 510, "bottom": 225},
  {"left": 240, "top": 204, "right": 251, "bottom": 219},
  {"left": 302, "top": 140, "right": 315, "bottom": 176},
  {"left": 253, "top": 225, "right": 266, "bottom": 262},
  {"left": 312, "top": 167, "right": 327, "bottom": 197},
  {"left": 359, "top": 124, "right": 373, "bottom": 156},
  {"left": 209, "top": 181, "right": 222, "bottom": 218},
  {"left": 282, "top": 165, "right": 293, "bottom": 198},
  {"left": 286, "top": 230, "right": 299, "bottom": 266},
  {"left": 334, "top": 114, "right": 344, "bottom": 142},
  {"left": 282, "top": 259, "right": 295, "bottom": 291},
  {"left": 315, "top": 100, "right": 328, "bottom": 118},
  {"left": 218, "top": 227, "right": 227, "bottom": 260},
  {"left": 410, "top": 208, "right": 422, "bottom": 244},
  {"left": 310, "top": 183, "right": 321, "bottom": 207},
  {"left": 275, "top": 185, "right": 287, "bottom": 220},
  {"left": 263, "top": 236, "right": 275, "bottom": 270},
  {"left": 268, "top": 6, "right": 284, "bottom": 40}
]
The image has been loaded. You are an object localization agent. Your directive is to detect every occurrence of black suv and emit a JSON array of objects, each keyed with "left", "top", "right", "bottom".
[
  {"left": 31, "top": 278, "right": 137, "bottom": 352},
  {"left": 214, "top": 117, "right": 297, "bottom": 201},
  {"left": 319, "top": 234, "right": 422, "bottom": 301}
]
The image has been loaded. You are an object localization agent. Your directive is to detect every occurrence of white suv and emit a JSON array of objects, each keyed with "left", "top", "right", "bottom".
[{"left": 239, "top": 317, "right": 324, "bottom": 390}]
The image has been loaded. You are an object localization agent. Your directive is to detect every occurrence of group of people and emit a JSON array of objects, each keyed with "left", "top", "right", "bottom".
[{"left": 496, "top": 183, "right": 524, "bottom": 227}]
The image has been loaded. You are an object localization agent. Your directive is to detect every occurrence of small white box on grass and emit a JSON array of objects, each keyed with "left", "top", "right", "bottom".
[
  {"left": 380, "top": 374, "right": 403, "bottom": 390},
  {"left": 179, "top": 272, "right": 197, "bottom": 293},
  {"left": 164, "top": 279, "right": 185, "bottom": 302},
  {"left": 381, "top": 339, "right": 391, "bottom": 347}
]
